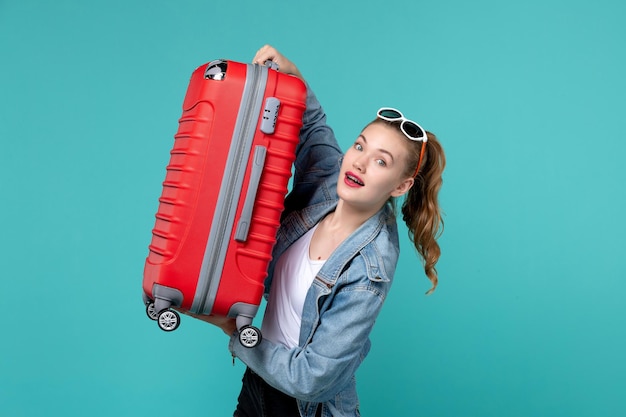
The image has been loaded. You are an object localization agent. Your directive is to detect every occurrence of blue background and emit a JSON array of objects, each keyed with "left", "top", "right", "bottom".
[{"left": 1, "top": 0, "right": 625, "bottom": 416}]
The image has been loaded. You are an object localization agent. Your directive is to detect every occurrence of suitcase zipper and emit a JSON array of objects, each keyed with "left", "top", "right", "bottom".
[{"left": 193, "top": 63, "right": 269, "bottom": 315}]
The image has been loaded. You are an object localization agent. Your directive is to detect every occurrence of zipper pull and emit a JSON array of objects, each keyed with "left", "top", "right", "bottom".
[{"left": 315, "top": 276, "right": 334, "bottom": 289}]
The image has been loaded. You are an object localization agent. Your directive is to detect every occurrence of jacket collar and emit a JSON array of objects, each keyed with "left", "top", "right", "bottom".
[{"left": 296, "top": 201, "right": 395, "bottom": 285}]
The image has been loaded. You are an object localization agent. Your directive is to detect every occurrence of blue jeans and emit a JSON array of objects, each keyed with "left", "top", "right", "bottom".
[{"left": 234, "top": 368, "right": 321, "bottom": 417}]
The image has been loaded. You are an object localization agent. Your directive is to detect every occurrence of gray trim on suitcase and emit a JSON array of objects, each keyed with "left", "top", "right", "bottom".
[
  {"left": 230, "top": 302, "right": 259, "bottom": 329},
  {"left": 191, "top": 63, "right": 270, "bottom": 315},
  {"left": 153, "top": 284, "right": 184, "bottom": 313},
  {"left": 234, "top": 145, "right": 267, "bottom": 242}
]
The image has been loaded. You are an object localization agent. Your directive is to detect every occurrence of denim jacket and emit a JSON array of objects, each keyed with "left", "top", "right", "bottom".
[{"left": 229, "top": 85, "right": 400, "bottom": 417}]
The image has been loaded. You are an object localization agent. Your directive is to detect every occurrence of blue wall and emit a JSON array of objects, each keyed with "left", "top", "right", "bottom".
[{"left": 1, "top": 0, "right": 625, "bottom": 416}]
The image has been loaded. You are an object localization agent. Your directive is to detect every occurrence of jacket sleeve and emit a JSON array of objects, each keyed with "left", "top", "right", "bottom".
[
  {"left": 229, "top": 272, "right": 388, "bottom": 402},
  {"left": 282, "top": 84, "right": 343, "bottom": 213}
]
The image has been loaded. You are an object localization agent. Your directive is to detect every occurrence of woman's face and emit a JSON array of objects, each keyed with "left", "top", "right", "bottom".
[{"left": 337, "top": 123, "right": 414, "bottom": 214}]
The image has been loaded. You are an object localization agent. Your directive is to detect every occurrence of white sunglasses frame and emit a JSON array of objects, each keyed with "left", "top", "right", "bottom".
[
  {"left": 376, "top": 107, "right": 428, "bottom": 143},
  {"left": 376, "top": 107, "right": 428, "bottom": 177}
]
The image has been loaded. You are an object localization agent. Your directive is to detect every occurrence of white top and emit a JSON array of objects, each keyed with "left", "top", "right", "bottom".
[{"left": 261, "top": 224, "right": 325, "bottom": 348}]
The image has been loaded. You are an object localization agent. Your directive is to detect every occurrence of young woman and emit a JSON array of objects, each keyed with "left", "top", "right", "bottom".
[{"left": 196, "top": 45, "right": 446, "bottom": 417}]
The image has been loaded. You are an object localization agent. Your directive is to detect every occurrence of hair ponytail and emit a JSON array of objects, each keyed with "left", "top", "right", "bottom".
[
  {"left": 401, "top": 132, "right": 446, "bottom": 294},
  {"left": 366, "top": 119, "right": 446, "bottom": 293}
]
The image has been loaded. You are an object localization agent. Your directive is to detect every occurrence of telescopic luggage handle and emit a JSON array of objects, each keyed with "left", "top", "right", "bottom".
[{"left": 234, "top": 145, "right": 267, "bottom": 242}]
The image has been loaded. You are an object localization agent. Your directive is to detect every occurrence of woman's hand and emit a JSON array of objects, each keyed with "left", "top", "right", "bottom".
[
  {"left": 253, "top": 44, "right": 303, "bottom": 80},
  {"left": 176, "top": 309, "right": 237, "bottom": 336}
]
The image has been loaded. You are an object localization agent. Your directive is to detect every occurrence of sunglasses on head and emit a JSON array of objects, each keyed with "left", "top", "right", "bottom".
[{"left": 377, "top": 107, "right": 428, "bottom": 176}]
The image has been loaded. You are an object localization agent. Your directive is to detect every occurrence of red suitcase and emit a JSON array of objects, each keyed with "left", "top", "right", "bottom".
[{"left": 142, "top": 59, "right": 306, "bottom": 347}]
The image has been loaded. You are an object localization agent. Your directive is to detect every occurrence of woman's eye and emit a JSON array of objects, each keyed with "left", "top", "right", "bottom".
[
  {"left": 376, "top": 159, "right": 387, "bottom": 167},
  {"left": 354, "top": 143, "right": 363, "bottom": 151}
]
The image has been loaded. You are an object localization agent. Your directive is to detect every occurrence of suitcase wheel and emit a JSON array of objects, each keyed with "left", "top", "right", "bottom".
[
  {"left": 157, "top": 309, "right": 181, "bottom": 332},
  {"left": 239, "top": 325, "right": 262, "bottom": 348},
  {"left": 145, "top": 302, "right": 159, "bottom": 321}
]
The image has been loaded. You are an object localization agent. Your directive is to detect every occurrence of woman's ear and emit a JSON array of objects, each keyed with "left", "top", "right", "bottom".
[{"left": 391, "top": 177, "right": 414, "bottom": 198}]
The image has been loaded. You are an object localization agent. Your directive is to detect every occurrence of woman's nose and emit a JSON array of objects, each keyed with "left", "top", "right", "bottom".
[{"left": 353, "top": 157, "right": 365, "bottom": 172}]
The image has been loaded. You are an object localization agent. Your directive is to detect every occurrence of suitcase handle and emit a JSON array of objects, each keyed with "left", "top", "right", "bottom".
[
  {"left": 234, "top": 145, "right": 267, "bottom": 242},
  {"left": 264, "top": 60, "right": 279, "bottom": 71}
]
